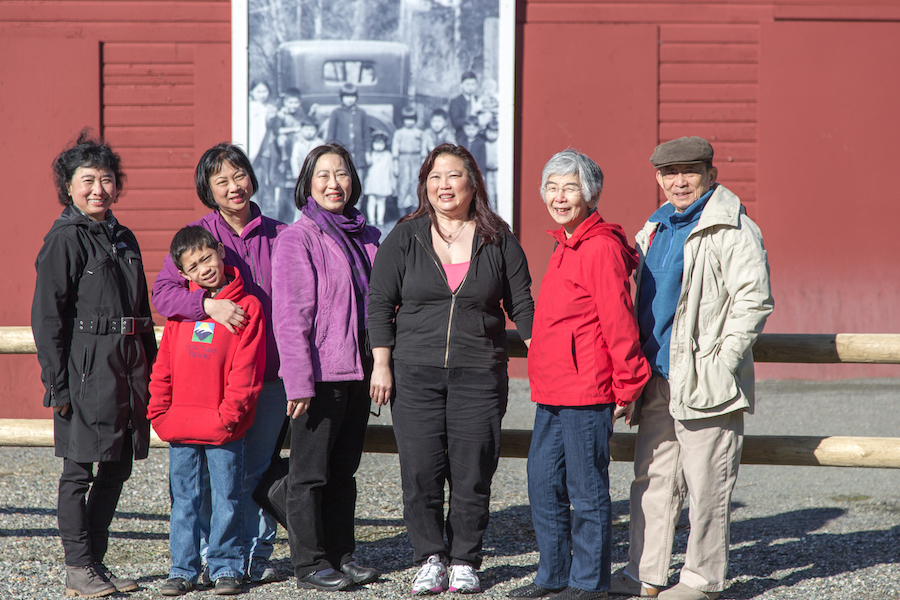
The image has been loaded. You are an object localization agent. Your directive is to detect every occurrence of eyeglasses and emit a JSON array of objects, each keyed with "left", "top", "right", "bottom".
[{"left": 544, "top": 184, "right": 582, "bottom": 197}]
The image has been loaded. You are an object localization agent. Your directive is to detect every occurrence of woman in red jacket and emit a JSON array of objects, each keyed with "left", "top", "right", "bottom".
[{"left": 510, "top": 150, "right": 651, "bottom": 600}]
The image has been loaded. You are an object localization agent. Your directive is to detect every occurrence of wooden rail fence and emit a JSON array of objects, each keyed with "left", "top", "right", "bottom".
[{"left": 2, "top": 327, "right": 899, "bottom": 468}]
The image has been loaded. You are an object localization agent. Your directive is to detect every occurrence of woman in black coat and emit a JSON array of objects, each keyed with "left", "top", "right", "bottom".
[{"left": 31, "top": 130, "right": 157, "bottom": 598}]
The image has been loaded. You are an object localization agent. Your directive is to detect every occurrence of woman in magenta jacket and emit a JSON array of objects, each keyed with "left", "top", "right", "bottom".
[
  {"left": 510, "top": 150, "right": 651, "bottom": 600},
  {"left": 151, "top": 144, "right": 287, "bottom": 583},
  {"left": 271, "top": 143, "right": 380, "bottom": 592}
]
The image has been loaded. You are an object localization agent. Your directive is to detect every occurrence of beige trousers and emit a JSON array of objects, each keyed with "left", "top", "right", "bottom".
[{"left": 623, "top": 375, "right": 743, "bottom": 593}]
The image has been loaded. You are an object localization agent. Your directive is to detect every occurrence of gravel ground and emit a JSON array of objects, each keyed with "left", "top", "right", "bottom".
[{"left": 1, "top": 378, "right": 898, "bottom": 599}]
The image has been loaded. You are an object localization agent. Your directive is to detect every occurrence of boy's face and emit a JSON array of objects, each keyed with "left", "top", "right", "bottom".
[
  {"left": 301, "top": 124, "right": 318, "bottom": 140},
  {"left": 342, "top": 94, "right": 358, "bottom": 107},
  {"left": 485, "top": 128, "right": 499, "bottom": 141},
  {"left": 179, "top": 243, "right": 227, "bottom": 291},
  {"left": 403, "top": 117, "right": 417, "bottom": 129},
  {"left": 373, "top": 138, "right": 386, "bottom": 151},
  {"left": 430, "top": 115, "right": 446, "bottom": 132},
  {"left": 284, "top": 96, "right": 301, "bottom": 113},
  {"left": 463, "top": 123, "right": 479, "bottom": 139}
]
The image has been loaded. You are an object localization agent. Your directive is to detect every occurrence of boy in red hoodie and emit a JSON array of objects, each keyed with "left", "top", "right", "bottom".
[{"left": 148, "top": 226, "right": 266, "bottom": 596}]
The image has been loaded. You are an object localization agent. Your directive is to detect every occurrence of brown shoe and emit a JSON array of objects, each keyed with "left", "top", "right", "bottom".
[
  {"left": 95, "top": 563, "right": 138, "bottom": 592},
  {"left": 609, "top": 568, "right": 659, "bottom": 597},
  {"left": 65, "top": 565, "right": 116, "bottom": 598}
]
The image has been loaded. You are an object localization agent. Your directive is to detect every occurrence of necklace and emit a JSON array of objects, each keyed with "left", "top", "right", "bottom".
[{"left": 440, "top": 220, "right": 470, "bottom": 248}]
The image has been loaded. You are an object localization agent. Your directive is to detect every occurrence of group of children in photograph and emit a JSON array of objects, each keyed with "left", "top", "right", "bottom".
[
  {"left": 248, "top": 72, "right": 501, "bottom": 228},
  {"left": 33, "top": 118, "right": 771, "bottom": 600}
]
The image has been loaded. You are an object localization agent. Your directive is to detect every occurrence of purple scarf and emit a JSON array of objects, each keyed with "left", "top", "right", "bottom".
[{"left": 302, "top": 198, "right": 371, "bottom": 329}]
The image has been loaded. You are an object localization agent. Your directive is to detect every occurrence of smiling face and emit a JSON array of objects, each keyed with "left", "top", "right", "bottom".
[
  {"left": 310, "top": 153, "right": 353, "bottom": 214},
  {"left": 178, "top": 243, "right": 227, "bottom": 291},
  {"left": 656, "top": 163, "right": 717, "bottom": 212},
  {"left": 543, "top": 172, "right": 593, "bottom": 237},
  {"left": 209, "top": 161, "right": 254, "bottom": 218},
  {"left": 67, "top": 166, "right": 117, "bottom": 221},
  {"left": 426, "top": 154, "right": 474, "bottom": 220},
  {"left": 250, "top": 82, "right": 270, "bottom": 103}
]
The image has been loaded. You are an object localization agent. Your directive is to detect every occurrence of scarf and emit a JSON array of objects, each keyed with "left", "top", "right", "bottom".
[{"left": 302, "top": 198, "right": 372, "bottom": 329}]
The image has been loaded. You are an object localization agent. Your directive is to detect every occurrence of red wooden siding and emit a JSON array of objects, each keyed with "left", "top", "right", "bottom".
[{"left": 0, "top": 2, "right": 230, "bottom": 418}]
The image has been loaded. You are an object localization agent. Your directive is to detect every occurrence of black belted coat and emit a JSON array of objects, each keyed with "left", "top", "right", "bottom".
[{"left": 31, "top": 206, "right": 157, "bottom": 463}]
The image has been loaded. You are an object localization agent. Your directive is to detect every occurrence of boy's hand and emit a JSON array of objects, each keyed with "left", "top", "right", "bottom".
[
  {"left": 203, "top": 298, "right": 246, "bottom": 334},
  {"left": 288, "top": 398, "right": 311, "bottom": 419},
  {"left": 612, "top": 402, "right": 635, "bottom": 426}
]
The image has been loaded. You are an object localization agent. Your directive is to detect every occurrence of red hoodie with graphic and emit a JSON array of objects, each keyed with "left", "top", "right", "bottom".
[
  {"left": 529, "top": 211, "right": 650, "bottom": 407},
  {"left": 148, "top": 266, "right": 265, "bottom": 445}
]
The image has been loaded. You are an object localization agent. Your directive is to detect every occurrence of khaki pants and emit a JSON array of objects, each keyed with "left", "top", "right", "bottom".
[{"left": 624, "top": 375, "right": 743, "bottom": 593}]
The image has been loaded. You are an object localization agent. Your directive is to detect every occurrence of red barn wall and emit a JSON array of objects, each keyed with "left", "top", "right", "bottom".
[
  {"left": 2, "top": 0, "right": 899, "bottom": 418},
  {"left": 0, "top": 2, "right": 231, "bottom": 418}
]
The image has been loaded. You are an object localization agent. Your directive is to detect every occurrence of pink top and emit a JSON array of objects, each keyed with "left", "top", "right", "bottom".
[{"left": 442, "top": 261, "right": 470, "bottom": 292}]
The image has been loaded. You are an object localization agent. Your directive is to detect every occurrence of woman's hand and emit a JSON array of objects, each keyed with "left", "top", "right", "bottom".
[
  {"left": 612, "top": 402, "right": 635, "bottom": 426},
  {"left": 203, "top": 297, "right": 246, "bottom": 334},
  {"left": 369, "top": 347, "right": 393, "bottom": 407},
  {"left": 287, "top": 398, "right": 311, "bottom": 419},
  {"left": 52, "top": 403, "right": 71, "bottom": 417},
  {"left": 369, "top": 364, "right": 393, "bottom": 407}
]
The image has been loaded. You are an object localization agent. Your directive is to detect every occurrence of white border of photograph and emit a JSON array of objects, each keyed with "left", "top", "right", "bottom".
[{"left": 231, "top": 0, "right": 516, "bottom": 228}]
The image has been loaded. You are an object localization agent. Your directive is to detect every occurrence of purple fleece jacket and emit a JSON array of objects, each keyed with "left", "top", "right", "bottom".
[
  {"left": 151, "top": 203, "right": 286, "bottom": 382},
  {"left": 271, "top": 214, "right": 380, "bottom": 401}
]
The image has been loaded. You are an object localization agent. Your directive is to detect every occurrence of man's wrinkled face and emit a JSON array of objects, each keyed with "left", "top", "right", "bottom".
[{"left": 656, "top": 163, "right": 717, "bottom": 212}]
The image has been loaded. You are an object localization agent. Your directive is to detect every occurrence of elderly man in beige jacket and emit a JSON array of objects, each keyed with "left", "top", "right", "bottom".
[{"left": 610, "top": 137, "right": 774, "bottom": 600}]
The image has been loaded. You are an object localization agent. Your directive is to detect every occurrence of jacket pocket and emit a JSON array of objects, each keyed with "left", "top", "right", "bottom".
[
  {"left": 529, "top": 329, "right": 578, "bottom": 394},
  {"left": 685, "top": 345, "right": 739, "bottom": 410}
]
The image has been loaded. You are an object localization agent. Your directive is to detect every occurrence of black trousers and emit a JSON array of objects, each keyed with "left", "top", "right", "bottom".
[
  {"left": 286, "top": 379, "right": 371, "bottom": 576},
  {"left": 58, "top": 429, "right": 134, "bottom": 566},
  {"left": 391, "top": 360, "right": 508, "bottom": 568}
]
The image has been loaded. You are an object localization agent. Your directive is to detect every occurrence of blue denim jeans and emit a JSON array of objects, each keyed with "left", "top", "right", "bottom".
[
  {"left": 527, "top": 404, "right": 613, "bottom": 592},
  {"left": 169, "top": 439, "right": 245, "bottom": 582},
  {"left": 242, "top": 379, "right": 287, "bottom": 562}
]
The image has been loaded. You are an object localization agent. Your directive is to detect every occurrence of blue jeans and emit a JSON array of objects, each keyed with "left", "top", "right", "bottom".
[
  {"left": 242, "top": 379, "right": 287, "bottom": 562},
  {"left": 169, "top": 439, "right": 244, "bottom": 582},
  {"left": 527, "top": 404, "right": 613, "bottom": 592}
]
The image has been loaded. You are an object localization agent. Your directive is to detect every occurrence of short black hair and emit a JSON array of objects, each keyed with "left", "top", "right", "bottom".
[
  {"left": 194, "top": 143, "right": 258, "bottom": 210},
  {"left": 52, "top": 128, "right": 126, "bottom": 206},
  {"left": 169, "top": 226, "right": 220, "bottom": 271},
  {"left": 293, "top": 143, "right": 362, "bottom": 211}
]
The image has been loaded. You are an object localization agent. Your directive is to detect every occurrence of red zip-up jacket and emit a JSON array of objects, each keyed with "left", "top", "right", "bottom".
[
  {"left": 148, "top": 266, "right": 265, "bottom": 445},
  {"left": 528, "top": 212, "right": 650, "bottom": 406}
]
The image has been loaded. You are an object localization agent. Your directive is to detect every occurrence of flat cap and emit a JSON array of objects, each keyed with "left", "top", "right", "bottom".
[
  {"left": 340, "top": 82, "right": 358, "bottom": 96},
  {"left": 650, "top": 136, "right": 714, "bottom": 168}
]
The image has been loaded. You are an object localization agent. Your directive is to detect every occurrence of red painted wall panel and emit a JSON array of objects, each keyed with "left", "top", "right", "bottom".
[
  {"left": 514, "top": 22, "right": 659, "bottom": 377},
  {"left": 757, "top": 20, "right": 900, "bottom": 378},
  {"left": 0, "top": 36, "right": 101, "bottom": 418}
]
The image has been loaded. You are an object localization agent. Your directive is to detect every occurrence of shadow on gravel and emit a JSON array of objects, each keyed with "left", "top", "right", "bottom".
[{"left": 720, "top": 507, "right": 900, "bottom": 598}]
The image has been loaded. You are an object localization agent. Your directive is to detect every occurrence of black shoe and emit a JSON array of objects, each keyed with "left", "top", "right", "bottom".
[
  {"left": 296, "top": 569, "right": 353, "bottom": 591},
  {"left": 341, "top": 561, "right": 379, "bottom": 585},
  {"left": 552, "top": 587, "right": 609, "bottom": 600},
  {"left": 160, "top": 577, "right": 194, "bottom": 596},
  {"left": 509, "top": 582, "right": 566, "bottom": 598},
  {"left": 214, "top": 576, "right": 243, "bottom": 595}
]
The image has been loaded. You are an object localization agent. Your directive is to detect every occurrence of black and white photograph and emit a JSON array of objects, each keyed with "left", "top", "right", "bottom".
[{"left": 232, "top": 0, "right": 515, "bottom": 235}]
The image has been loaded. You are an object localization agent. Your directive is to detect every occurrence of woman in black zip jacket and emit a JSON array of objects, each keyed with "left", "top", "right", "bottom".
[
  {"left": 368, "top": 144, "right": 534, "bottom": 594},
  {"left": 31, "top": 130, "right": 157, "bottom": 597}
]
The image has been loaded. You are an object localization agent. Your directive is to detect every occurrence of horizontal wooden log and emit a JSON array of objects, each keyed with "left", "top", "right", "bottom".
[
  {"left": 0, "top": 419, "right": 166, "bottom": 449},
  {"left": 3, "top": 420, "right": 899, "bottom": 469},
  {"left": 5, "top": 328, "right": 900, "bottom": 365}
]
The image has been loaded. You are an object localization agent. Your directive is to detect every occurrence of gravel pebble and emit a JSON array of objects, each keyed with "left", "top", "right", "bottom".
[{"left": 0, "top": 379, "right": 898, "bottom": 599}]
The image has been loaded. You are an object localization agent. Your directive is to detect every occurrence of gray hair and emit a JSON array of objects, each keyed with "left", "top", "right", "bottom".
[{"left": 540, "top": 149, "right": 604, "bottom": 206}]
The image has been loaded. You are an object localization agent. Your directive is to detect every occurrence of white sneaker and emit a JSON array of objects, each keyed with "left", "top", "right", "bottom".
[
  {"left": 412, "top": 555, "right": 448, "bottom": 595},
  {"left": 448, "top": 564, "right": 481, "bottom": 593}
]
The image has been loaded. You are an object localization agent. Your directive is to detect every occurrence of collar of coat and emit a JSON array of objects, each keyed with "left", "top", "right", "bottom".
[{"left": 639, "top": 184, "right": 745, "bottom": 242}]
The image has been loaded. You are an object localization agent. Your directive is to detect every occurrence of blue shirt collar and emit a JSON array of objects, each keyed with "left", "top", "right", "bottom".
[{"left": 649, "top": 187, "right": 714, "bottom": 226}]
